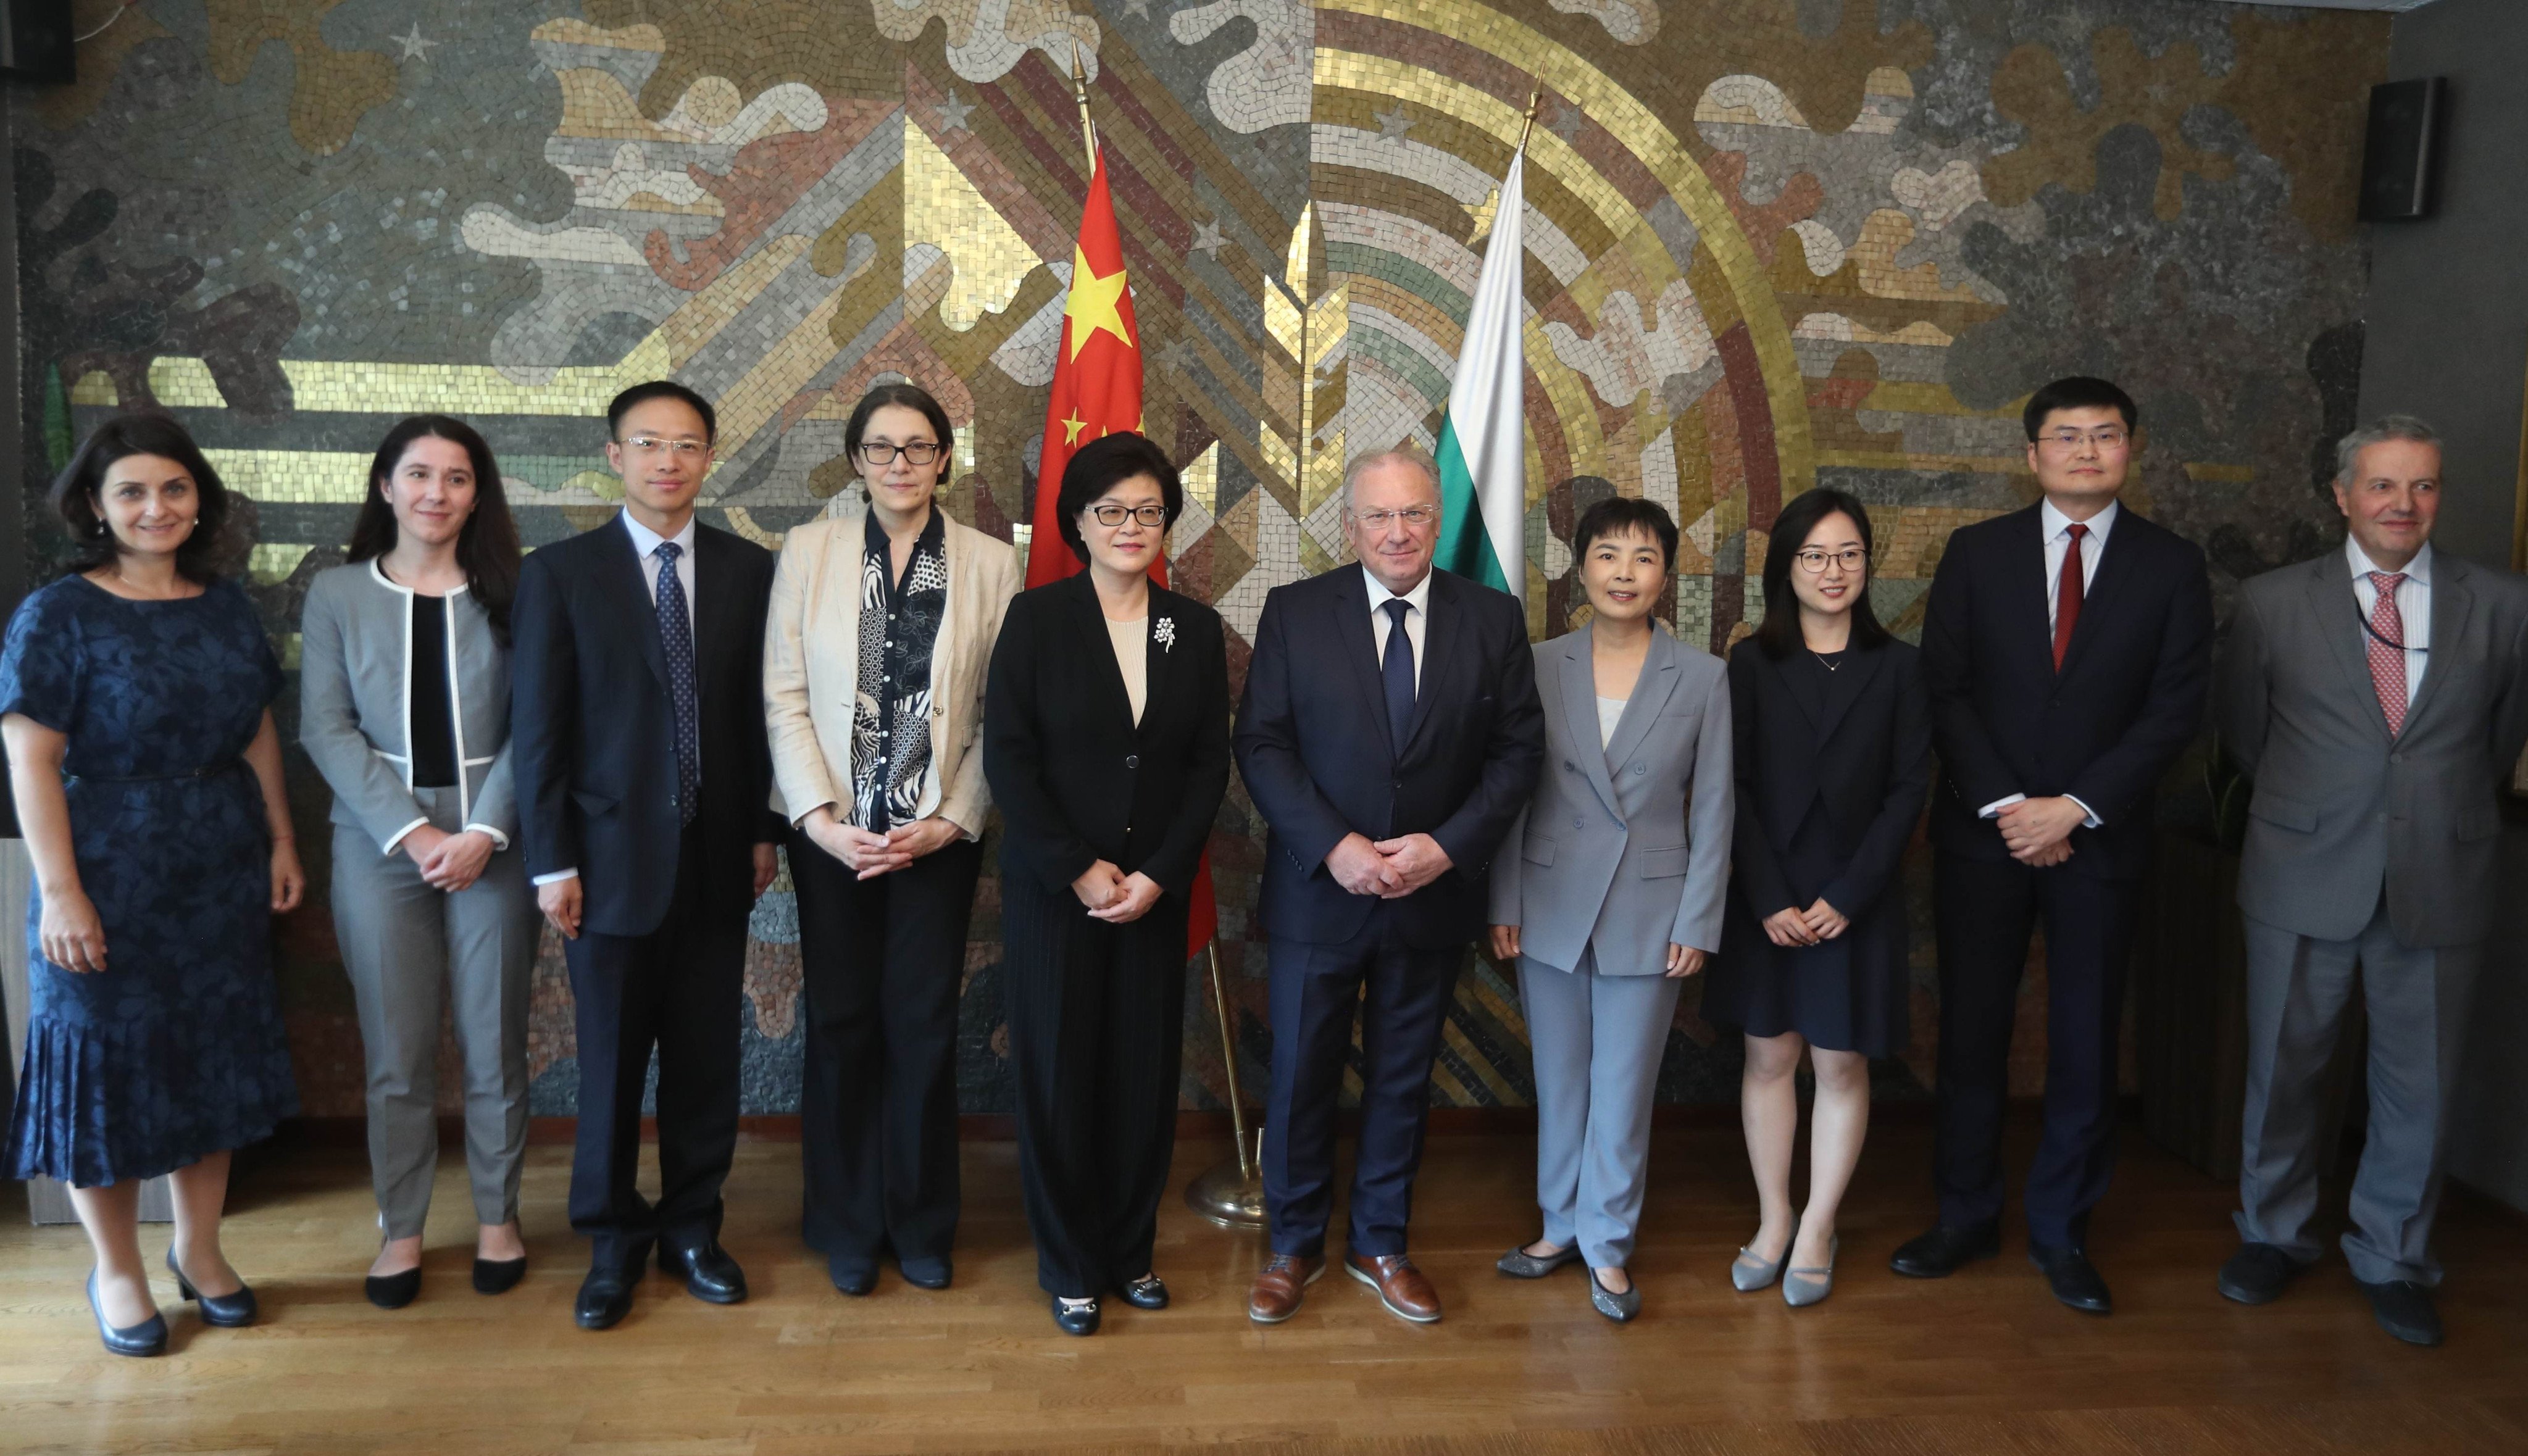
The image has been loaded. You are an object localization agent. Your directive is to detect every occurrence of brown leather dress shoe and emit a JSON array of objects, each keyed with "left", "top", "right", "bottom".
[
  {"left": 1248, "top": 1254, "right": 1325, "bottom": 1324},
  {"left": 1345, "top": 1252, "right": 1442, "bottom": 1324}
]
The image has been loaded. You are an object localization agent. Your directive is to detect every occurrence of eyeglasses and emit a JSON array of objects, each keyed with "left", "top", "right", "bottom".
[
  {"left": 619, "top": 436, "right": 709, "bottom": 459},
  {"left": 1792, "top": 547, "right": 1869, "bottom": 573},
  {"left": 1087, "top": 503, "right": 1169, "bottom": 528},
  {"left": 1348, "top": 505, "right": 1439, "bottom": 530},
  {"left": 856, "top": 441, "right": 942, "bottom": 466},
  {"left": 2037, "top": 427, "right": 2130, "bottom": 451}
]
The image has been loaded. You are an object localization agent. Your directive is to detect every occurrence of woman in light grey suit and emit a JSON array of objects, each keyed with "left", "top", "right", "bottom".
[
  {"left": 299, "top": 415, "right": 539, "bottom": 1308},
  {"left": 1487, "top": 497, "right": 1731, "bottom": 1321}
]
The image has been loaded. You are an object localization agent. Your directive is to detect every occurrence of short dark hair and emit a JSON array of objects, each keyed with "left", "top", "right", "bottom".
[
  {"left": 607, "top": 380, "right": 717, "bottom": 444},
  {"left": 843, "top": 382, "right": 955, "bottom": 490},
  {"left": 347, "top": 415, "right": 524, "bottom": 644},
  {"left": 2022, "top": 376, "right": 2137, "bottom": 441},
  {"left": 1571, "top": 496, "right": 1678, "bottom": 575},
  {"left": 1057, "top": 432, "right": 1182, "bottom": 564},
  {"left": 50, "top": 412, "right": 238, "bottom": 584},
  {"left": 1754, "top": 487, "right": 1892, "bottom": 659}
]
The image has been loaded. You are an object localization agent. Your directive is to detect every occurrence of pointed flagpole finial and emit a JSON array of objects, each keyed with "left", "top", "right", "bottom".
[
  {"left": 1068, "top": 36, "right": 1099, "bottom": 172},
  {"left": 1516, "top": 82, "right": 1543, "bottom": 158}
]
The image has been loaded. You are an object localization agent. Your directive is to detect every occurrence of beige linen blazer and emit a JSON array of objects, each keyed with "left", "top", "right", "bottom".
[{"left": 762, "top": 505, "right": 1022, "bottom": 837}]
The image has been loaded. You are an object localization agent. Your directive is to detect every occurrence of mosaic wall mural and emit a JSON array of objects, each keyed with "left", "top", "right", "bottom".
[{"left": 14, "top": 0, "right": 2387, "bottom": 1118}]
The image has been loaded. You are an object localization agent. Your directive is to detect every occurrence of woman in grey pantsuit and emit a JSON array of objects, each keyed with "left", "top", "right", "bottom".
[
  {"left": 299, "top": 415, "right": 539, "bottom": 1308},
  {"left": 1487, "top": 497, "right": 1732, "bottom": 1322}
]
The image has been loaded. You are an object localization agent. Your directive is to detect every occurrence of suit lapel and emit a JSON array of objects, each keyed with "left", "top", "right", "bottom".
[
  {"left": 2054, "top": 505, "right": 2130, "bottom": 681},
  {"left": 691, "top": 524, "right": 728, "bottom": 704},
  {"left": 1558, "top": 628, "right": 1624, "bottom": 818},
  {"left": 1139, "top": 583, "right": 1180, "bottom": 741},
  {"left": 2305, "top": 557, "right": 2392, "bottom": 741},
  {"left": 2401, "top": 556, "right": 2470, "bottom": 734},
  {"left": 1401, "top": 572, "right": 1465, "bottom": 760},
  {"left": 1057, "top": 571, "right": 1139, "bottom": 738},
  {"left": 1330, "top": 567, "right": 1394, "bottom": 758},
  {"left": 1604, "top": 623, "right": 1682, "bottom": 770},
  {"left": 2009, "top": 505, "right": 2056, "bottom": 682},
  {"left": 607, "top": 514, "right": 671, "bottom": 692}
]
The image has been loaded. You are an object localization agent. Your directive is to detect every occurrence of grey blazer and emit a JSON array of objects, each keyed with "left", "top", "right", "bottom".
[
  {"left": 2221, "top": 547, "right": 2528, "bottom": 947},
  {"left": 300, "top": 560, "right": 522, "bottom": 854},
  {"left": 1488, "top": 622, "right": 1733, "bottom": 973}
]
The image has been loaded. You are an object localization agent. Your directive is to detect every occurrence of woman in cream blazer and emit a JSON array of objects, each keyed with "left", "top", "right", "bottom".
[{"left": 763, "top": 383, "right": 1020, "bottom": 1296}]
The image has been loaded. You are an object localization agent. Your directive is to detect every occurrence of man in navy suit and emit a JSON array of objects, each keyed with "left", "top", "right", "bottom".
[
  {"left": 511, "top": 381, "right": 783, "bottom": 1330},
  {"left": 1898, "top": 376, "right": 2212, "bottom": 1313},
  {"left": 1233, "top": 448, "right": 1544, "bottom": 1325}
]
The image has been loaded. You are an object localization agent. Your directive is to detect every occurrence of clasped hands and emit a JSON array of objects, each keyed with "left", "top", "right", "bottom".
[
  {"left": 1326, "top": 831, "right": 1451, "bottom": 899},
  {"left": 1761, "top": 897, "right": 1849, "bottom": 948},
  {"left": 1070, "top": 860, "right": 1163, "bottom": 923},
  {"left": 401, "top": 824, "right": 494, "bottom": 892},
  {"left": 1995, "top": 795, "right": 2085, "bottom": 867},
  {"left": 804, "top": 807, "right": 962, "bottom": 881}
]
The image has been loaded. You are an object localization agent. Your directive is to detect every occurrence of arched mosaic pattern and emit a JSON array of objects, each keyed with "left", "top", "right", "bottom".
[{"left": 15, "top": 0, "right": 2384, "bottom": 1116}]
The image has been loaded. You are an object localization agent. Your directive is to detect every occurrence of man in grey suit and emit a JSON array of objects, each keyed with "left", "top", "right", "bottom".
[{"left": 2217, "top": 415, "right": 2528, "bottom": 1347}]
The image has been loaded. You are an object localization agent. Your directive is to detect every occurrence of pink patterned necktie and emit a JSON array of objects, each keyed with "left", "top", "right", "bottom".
[{"left": 2367, "top": 570, "right": 2408, "bottom": 736}]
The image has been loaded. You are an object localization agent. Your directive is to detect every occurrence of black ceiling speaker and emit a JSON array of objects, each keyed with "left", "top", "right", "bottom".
[
  {"left": 2359, "top": 77, "right": 2445, "bottom": 223},
  {"left": 0, "top": 0, "right": 77, "bottom": 84}
]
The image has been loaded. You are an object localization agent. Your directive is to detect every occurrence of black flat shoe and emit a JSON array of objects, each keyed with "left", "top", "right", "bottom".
[
  {"left": 2217, "top": 1243, "right": 2304, "bottom": 1306},
  {"left": 828, "top": 1252, "right": 878, "bottom": 1296},
  {"left": 1116, "top": 1274, "right": 1168, "bottom": 1310},
  {"left": 1889, "top": 1220, "right": 2001, "bottom": 1278},
  {"left": 2030, "top": 1244, "right": 2112, "bottom": 1314},
  {"left": 575, "top": 1265, "right": 636, "bottom": 1330},
  {"left": 166, "top": 1249, "right": 257, "bottom": 1328},
  {"left": 1052, "top": 1295, "right": 1100, "bottom": 1336},
  {"left": 1496, "top": 1243, "right": 1582, "bottom": 1279},
  {"left": 87, "top": 1271, "right": 167, "bottom": 1357},
  {"left": 899, "top": 1254, "right": 952, "bottom": 1291},
  {"left": 472, "top": 1255, "right": 527, "bottom": 1296},
  {"left": 2357, "top": 1278, "right": 2444, "bottom": 1347},
  {"left": 364, "top": 1266, "right": 422, "bottom": 1310},
  {"left": 659, "top": 1239, "right": 748, "bottom": 1304}
]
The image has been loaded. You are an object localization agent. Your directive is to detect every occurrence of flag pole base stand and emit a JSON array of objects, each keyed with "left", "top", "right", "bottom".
[{"left": 1183, "top": 1138, "right": 1267, "bottom": 1231}]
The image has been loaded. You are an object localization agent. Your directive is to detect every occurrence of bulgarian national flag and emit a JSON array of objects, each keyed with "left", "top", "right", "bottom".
[
  {"left": 1025, "top": 146, "right": 1220, "bottom": 961},
  {"left": 1433, "top": 144, "right": 1529, "bottom": 604}
]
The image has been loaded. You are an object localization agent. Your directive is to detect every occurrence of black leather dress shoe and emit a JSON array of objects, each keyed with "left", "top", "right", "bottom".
[
  {"left": 167, "top": 1249, "right": 257, "bottom": 1328},
  {"left": 2357, "top": 1278, "right": 2444, "bottom": 1347},
  {"left": 2217, "top": 1243, "right": 2304, "bottom": 1306},
  {"left": 899, "top": 1254, "right": 952, "bottom": 1291},
  {"left": 1889, "top": 1221, "right": 2001, "bottom": 1278},
  {"left": 1116, "top": 1275, "right": 1168, "bottom": 1310},
  {"left": 1051, "top": 1295, "right": 1101, "bottom": 1336},
  {"left": 660, "top": 1239, "right": 748, "bottom": 1304},
  {"left": 2030, "top": 1244, "right": 2112, "bottom": 1313},
  {"left": 473, "top": 1255, "right": 527, "bottom": 1296},
  {"left": 575, "top": 1266, "right": 636, "bottom": 1330},
  {"left": 365, "top": 1267, "right": 422, "bottom": 1310},
  {"left": 828, "top": 1252, "right": 878, "bottom": 1296},
  {"left": 88, "top": 1271, "right": 167, "bottom": 1357}
]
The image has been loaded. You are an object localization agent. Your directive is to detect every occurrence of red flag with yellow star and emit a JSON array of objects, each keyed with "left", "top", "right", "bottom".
[{"left": 1028, "top": 147, "right": 1220, "bottom": 960}]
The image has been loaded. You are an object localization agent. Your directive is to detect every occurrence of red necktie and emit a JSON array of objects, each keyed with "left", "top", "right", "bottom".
[
  {"left": 2367, "top": 571, "right": 2408, "bottom": 736},
  {"left": 2051, "top": 523, "right": 2088, "bottom": 671}
]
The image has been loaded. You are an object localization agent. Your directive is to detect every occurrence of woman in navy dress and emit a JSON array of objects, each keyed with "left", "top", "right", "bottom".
[
  {"left": 1, "top": 414, "right": 304, "bottom": 1356},
  {"left": 1702, "top": 488, "right": 1932, "bottom": 1307}
]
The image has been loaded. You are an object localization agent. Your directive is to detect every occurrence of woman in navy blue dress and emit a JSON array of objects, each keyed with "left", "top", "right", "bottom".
[{"left": 1, "top": 414, "right": 304, "bottom": 1356}]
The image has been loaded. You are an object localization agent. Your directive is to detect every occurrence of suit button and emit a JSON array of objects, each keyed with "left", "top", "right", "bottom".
[
  {"left": 1564, "top": 759, "right": 1576, "bottom": 772},
  {"left": 1392, "top": 780, "right": 1402, "bottom": 790},
  {"left": 2391, "top": 753, "right": 2406, "bottom": 765},
  {"left": 1572, "top": 817, "right": 1584, "bottom": 829},
  {"left": 1632, "top": 763, "right": 1646, "bottom": 775},
  {"left": 1125, "top": 754, "right": 1140, "bottom": 768}
]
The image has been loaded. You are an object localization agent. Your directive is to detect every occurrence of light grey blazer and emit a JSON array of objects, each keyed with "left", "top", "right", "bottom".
[
  {"left": 2221, "top": 547, "right": 2528, "bottom": 947},
  {"left": 1488, "top": 622, "right": 1733, "bottom": 973},
  {"left": 299, "top": 559, "right": 522, "bottom": 854}
]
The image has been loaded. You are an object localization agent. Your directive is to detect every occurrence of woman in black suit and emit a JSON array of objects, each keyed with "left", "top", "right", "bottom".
[
  {"left": 1703, "top": 488, "right": 1932, "bottom": 1308},
  {"left": 983, "top": 431, "right": 1231, "bottom": 1336}
]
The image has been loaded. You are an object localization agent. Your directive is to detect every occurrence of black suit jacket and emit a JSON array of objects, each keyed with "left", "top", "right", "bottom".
[
  {"left": 1233, "top": 565, "right": 1545, "bottom": 949},
  {"left": 1921, "top": 502, "right": 2212, "bottom": 881},
  {"left": 983, "top": 572, "right": 1232, "bottom": 899},
  {"left": 1728, "top": 636, "right": 1933, "bottom": 921},
  {"left": 511, "top": 514, "right": 782, "bottom": 938}
]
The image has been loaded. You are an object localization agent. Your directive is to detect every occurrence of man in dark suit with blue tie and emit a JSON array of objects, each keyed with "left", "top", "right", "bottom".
[
  {"left": 511, "top": 381, "right": 782, "bottom": 1330},
  {"left": 1898, "top": 376, "right": 2213, "bottom": 1313},
  {"left": 1233, "top": 448, "right": 1545, "bottom": 1326}
]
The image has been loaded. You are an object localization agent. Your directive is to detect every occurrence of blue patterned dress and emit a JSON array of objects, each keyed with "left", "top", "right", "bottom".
[{"left": 1, "top": 575, "right": 299, "bottom": 1186}]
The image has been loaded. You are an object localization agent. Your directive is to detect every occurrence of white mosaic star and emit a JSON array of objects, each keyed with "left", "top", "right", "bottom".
[
  {"left": 1188, "top": 218, "right": 1225, "bottom": 259},
  {"left": 1548, "top": 101, "right": 1587, "bottom": 141},
  {"left": 1373, "top": 105, "right": 1416, "bottom": 141},
  {"left": 394, "top": 22, "right": 439, "bottom": 63},
  {"left": 934, "top": 89, "right": 976, "bottom": 133},
  {"left": 1122, "top": 0, "right": 1157, "bottom": 18}
]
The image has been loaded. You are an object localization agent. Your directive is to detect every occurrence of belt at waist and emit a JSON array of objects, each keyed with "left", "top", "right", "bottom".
[{"left": 64, "top": 760, "right": 244, "bottom": 785}]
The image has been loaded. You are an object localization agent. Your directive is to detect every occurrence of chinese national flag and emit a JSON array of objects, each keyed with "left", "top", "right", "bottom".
[{"left": 1027, "top": 147, "right": 1219, "bottom": 960}]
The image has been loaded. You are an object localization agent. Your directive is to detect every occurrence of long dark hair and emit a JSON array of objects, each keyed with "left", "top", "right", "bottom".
[
  {"left": 50, "top": 412, "right": 240, "bottom": 584},
  {"left": 1754, "top": 488, "right": 1891, "bottom": 659},
  {"left": 346, "top": 415, "right": 522, "bottom": 643}
]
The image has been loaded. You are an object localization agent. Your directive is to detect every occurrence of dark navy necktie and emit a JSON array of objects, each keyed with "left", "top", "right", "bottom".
[
  {"left": 655, "top": 541, "right": 699, "bottom": 826},
  {"left": 1382, "top": 597, "right": 1416, "bottom": 755}
]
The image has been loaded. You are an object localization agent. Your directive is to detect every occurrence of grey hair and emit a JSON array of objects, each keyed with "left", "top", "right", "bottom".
[
  {"left": 1343, "top": 446, "right": 1441, "bottom": 508},
  {"left": 2334, "top": 415, "right": 2442, "bottom": 487}
]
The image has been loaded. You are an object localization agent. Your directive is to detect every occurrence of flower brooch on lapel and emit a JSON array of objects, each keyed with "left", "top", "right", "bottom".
[{"left": 1153, "top": 617, "right": 1178, "bottom": 653}]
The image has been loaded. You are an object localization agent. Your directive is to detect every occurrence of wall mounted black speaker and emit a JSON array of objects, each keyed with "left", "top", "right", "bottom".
[
  {"left": 2359, "top": 77, "right": 2444, "bottom": 223},
  {"left": 0, "top": 0, "right": 77, "bottom": 84}
]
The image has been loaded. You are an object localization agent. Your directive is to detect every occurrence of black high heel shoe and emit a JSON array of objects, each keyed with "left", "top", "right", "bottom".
[
  {"left": 88, "top": 1270, "right": 167, "bottom": 1357},
  {"left": 167, "top": 1248, "right": 257, "bottom": 1328}
]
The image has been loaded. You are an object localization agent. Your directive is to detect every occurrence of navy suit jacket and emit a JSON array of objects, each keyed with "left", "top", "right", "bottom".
[
  {"left": 1233, "top": 565, "right": 1545, "bottom": 949},
  {"left": 511, "top": 514, "right": 782, "bottom": 938},
  {"left": 1920, "top": 502, "right": 2212, "bottom": 881}
]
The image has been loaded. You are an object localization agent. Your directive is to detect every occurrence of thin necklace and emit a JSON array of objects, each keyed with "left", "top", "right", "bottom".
[{"left": 1810, "top": 649, "right": 1842, "bottom": 672}]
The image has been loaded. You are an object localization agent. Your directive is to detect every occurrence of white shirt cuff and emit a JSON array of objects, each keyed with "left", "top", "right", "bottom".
[
  {"left": 381, "top": 817, "right": 430, "bottom": 855},
  {"left": 463, "top": 824, "right": 512, "bottom": 852},
  {"left": 532, "top": 868, "right": 579, "bottom": 886},
  {"left": 1977, "top": 794, "right": 2026, "bottom": 819},
  {"left": 2064, "top": 795, "right": 2103, "bottom": 829}
]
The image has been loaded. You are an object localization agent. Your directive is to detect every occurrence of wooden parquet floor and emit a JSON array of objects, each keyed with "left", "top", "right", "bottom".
[{"left": 2, "top": 1121, "right": 2523, "bottom": 1455}]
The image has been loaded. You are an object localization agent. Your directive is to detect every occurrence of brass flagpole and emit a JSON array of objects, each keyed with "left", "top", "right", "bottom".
[
  {"left": 1069, "top": 39, "right": 1099, "bottom": 170},
  {"left": 1182, "top": 939, "right": 1266, "bottom": 1228}
]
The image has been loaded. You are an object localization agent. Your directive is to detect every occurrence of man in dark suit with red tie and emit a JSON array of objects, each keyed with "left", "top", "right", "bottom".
[{"left": 1898, "top": 376, "right": 2213, "bottom": 1313}]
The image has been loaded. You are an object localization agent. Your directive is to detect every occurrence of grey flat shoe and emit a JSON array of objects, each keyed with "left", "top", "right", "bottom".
[
  {"left": 1783, "top": 1236, "right": 1838, "bottom": 1308},
  {"left": 1588, "top": 1268, "right": 1641, "bottom": 1323},
  {"left": 1496, "top": 1242, "right": 1582, "bottom": 1279},
  {"left": 1732, "top": 1219, "right": 1797, "bottom": 1292}
]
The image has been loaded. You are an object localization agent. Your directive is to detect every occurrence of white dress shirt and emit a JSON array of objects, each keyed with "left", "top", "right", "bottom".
[
  {"left": 1364, "top": 565, "right": 1432, "bottom": 694},
  {"left": 1979, "top": 498, "right": 2119, "bottom": 828},
  {"left": 2348, "top": 537, "right": 2431, "bottom": 706},
  {"left": 533, "top": 509, "right": 703, "bottom": 888}
]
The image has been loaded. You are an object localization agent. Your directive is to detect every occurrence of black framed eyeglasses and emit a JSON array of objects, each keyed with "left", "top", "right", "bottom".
[
  {"left": 856, "top": 441, "right": 942, "bottom": 466},
  {"left": 1087, "top": 503, "right": 1169, "bottom": 528}
]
